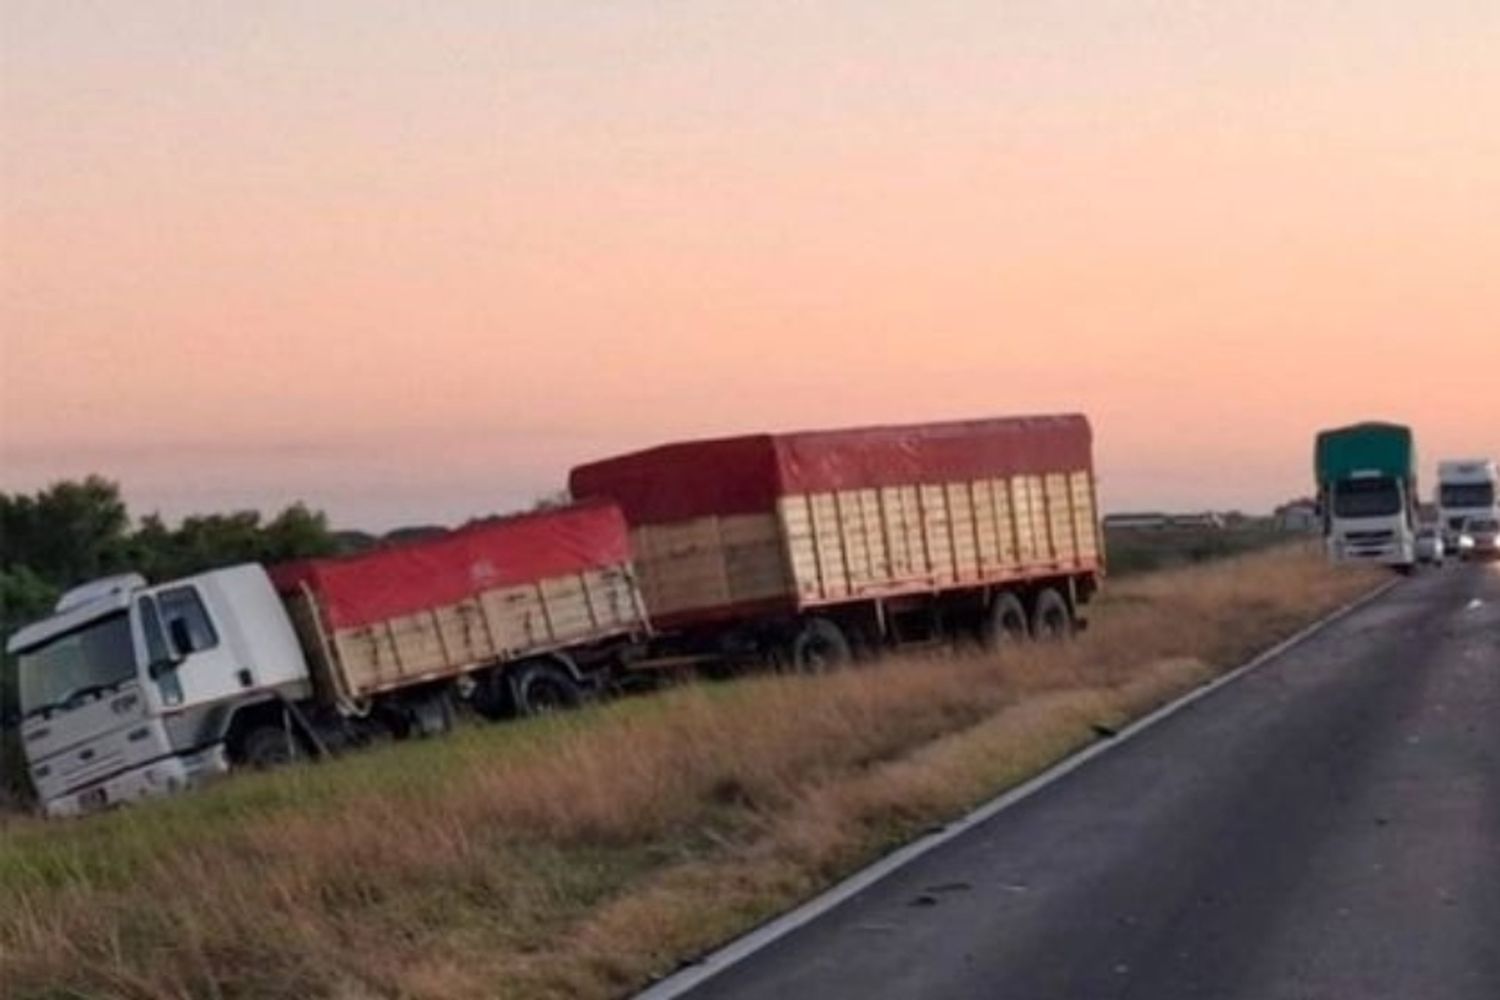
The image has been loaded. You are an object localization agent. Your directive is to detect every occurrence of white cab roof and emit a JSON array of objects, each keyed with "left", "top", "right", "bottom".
[
  {"left": 6, "top": 583, "right": 140, "bottom": 655},
  {"left": 1436, "top": 459, "right": 1497, "bottom": 482}
]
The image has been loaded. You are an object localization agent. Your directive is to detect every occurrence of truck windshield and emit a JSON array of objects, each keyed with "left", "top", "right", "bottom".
[
  {"left": 1333, "top": 477, "right": 1401, "bottom": 518},
  {"left": 16, "top": 612, "right": 138, "bottom": 719},
  {"left": 1439, "top": 483, "right": 1495, "bottom": 509}
]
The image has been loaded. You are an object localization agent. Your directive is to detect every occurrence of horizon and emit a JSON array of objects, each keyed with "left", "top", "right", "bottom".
[
  {"left": 0, "top": 419, "right": 1462, "bottom": 535},
  {"left": 3, "top": 2, "right": 1497, "bottom": 530}
]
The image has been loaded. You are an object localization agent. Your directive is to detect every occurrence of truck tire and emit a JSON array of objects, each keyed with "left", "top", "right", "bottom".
[
  {"left": 981, "top": 592, "right": 1030, "bottom": 650},
  {"left": 511, "top": 661, "right": 584, "bottom": 716},
  {"left": 791, "top": 618, "right": 852, "bottom": 673},
  {"left": 407, "top": 691, "right": 455, "bottom": 737},
  {"left": 235, "top": 724, "right": 301, "bottom": 769},
  {"left": 1030, "top": 588, "right": 1072, "bottom": 640},
  {"left": 469, "top": 669, "right": 512, "bottom": 721}
]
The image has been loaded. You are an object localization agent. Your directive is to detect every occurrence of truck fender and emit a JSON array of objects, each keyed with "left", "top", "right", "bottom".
[
  {"left": 162, "top": 701, "right": 238, "bottom": 754},
  {"left": 222, "top": 695, "right": 329, "bottom": 759},
  {"left": 535, "top": 650, "right": 587, "bottom": 685}
]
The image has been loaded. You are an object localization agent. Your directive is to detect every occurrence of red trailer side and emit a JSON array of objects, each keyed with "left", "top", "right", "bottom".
[{"left": 269, "top": 499, "right": 648, "bottom": 703}]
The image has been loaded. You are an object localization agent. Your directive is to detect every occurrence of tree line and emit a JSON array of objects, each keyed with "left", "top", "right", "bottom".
[{"left": 1, "top": 476, "right": 341, "bottom": 640}]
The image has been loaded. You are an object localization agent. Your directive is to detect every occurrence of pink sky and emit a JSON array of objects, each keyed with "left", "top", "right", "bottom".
[{"left": 3, "top": 2, "right": 1497, "bottom": 529}]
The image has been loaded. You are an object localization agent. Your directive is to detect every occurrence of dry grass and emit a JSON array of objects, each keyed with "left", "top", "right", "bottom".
[{"left": 0, "top": 545, "right": 1382, "bottom": 999}]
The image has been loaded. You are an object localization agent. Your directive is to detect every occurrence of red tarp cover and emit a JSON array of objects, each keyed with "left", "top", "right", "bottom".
[
  {"left": 569, "top": 414, "right": 1094, "bottom": 526},
  {"left": 269, "top": 499, "right": 632, "bottom": 629}
]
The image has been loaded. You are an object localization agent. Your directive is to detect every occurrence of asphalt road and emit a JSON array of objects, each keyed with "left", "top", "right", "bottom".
[{"left": 680, "top": 562, "right": 1500, "bottom": 1000}]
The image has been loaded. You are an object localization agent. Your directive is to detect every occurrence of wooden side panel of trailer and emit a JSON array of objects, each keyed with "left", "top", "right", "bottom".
[
  {"left": 617, "top": 472, "right": 1101, "bottom": 627},
  {"left": 288, "top": 564, "right": 646, "bottom": 700},
  {"left": 628, "top": 514, "right": 794, "bottom": 623},
  {"left": 779, "top": 469, "right": 1102, "bottom": 605}
]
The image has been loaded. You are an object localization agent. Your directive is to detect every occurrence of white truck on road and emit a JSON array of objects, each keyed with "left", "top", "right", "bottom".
[
  {"left": 1436, "top": 459, "right": 1498, "bottom": 549},
  {"left": 1313, "top": 422, "right": 1418, "bottom": 570}
]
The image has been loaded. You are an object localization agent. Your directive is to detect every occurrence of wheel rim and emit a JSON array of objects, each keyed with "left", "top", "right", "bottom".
[
  {"left": 793, "top": 630, "right": 845, "bottom": 672},
  {"left": 985, "top": 601, "right": 1028, "bottom": 648},
  {"left": 526, "top": 676, "right": 572, "bottom": 713},
  {"left": 1040, "top": 607, "right": 1067, "bottom": 638}
]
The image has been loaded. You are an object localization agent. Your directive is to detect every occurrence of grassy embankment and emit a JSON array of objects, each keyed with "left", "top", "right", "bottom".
[
  {"left": 1103, "top": 522, "right": 1295, "bottom": 577},
  {"left": 0, "top": 544, "right": 1382, "bottom": 999}
]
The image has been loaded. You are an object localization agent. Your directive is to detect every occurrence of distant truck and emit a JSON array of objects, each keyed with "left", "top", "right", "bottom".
[
  {"left": 570, "top": 414, "right": 1104, "bottom": 665},
  {"left": 1436, "top": 459, "right": 1498, "bottom": 548},
  {"left": 1313, "top": 422, "right": 1418, "bottom": 570},
  {"left": 6, "top": 501, "right": 649, "bottom": 816}
]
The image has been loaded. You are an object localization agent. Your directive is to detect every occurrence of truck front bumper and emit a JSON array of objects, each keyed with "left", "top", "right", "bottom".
[
  {"left": 43, "top": 745, "right": 230, "bottom": 818},
  {"left": 1343, "top": 548, "right": 1407, "bottom": 565},
  {"left": 1331, "top": 536, "right": 1413, "bottom": 566}
]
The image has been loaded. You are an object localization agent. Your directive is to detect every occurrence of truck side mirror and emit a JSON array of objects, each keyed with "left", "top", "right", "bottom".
[{"left": 148, "top": 622, "right": 189, "bottom": 678}]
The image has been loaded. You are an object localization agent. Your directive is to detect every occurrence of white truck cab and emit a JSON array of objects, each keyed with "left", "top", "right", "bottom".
[
  {"left": 7, "top": 565, "right": 312, "bottom": 816},
  {"left": 1325, "top": 471, "right": 1418, "bottom": 567},
  {"left": 1437, "top": 459, "right": 1498, "bottom": 549}
]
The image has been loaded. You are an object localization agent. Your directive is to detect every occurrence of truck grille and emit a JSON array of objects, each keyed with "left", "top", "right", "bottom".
[{"left": 60, "top": 744, "right": 128, "bottom": 791}]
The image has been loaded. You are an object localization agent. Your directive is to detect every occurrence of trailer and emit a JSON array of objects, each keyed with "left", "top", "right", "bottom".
[
  {"left": 570, "top": 414, "right": 1104, "bottom": 667},
  {"left": 269, "top": 498, "right": 650, "bottom": 724}
]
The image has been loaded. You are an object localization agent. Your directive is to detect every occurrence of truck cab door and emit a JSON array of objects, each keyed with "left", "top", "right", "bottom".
[{"left": 139, "top": 584, "right": 251, "bottom": 710}]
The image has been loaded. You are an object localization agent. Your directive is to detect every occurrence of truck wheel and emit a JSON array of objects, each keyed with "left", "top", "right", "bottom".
[
  {"left": 407, "top": 691, "right": 455, "bottom": 737},
  {"left": 981, "top": 592, "right": 1030, "bottom": 650},
  {"left": 792, "top": 618, "right": 852, "bottom": 673},
  {"left": 236, "top": 724, "right": 301, "bottom": 769},
  {"left": 469, "top": 669, "right": 512, "bottom": 721},
  {"left": 511, "top": 661, "right": 584, "bottom": 716},
  {"left": 1030, "top": 589, "right": 1072, "bottom": 640}
]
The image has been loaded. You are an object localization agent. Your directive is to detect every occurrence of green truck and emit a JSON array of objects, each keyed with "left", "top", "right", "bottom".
[{"left": 1313, "top": 422, "right": 1417, "bottom": 569}]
